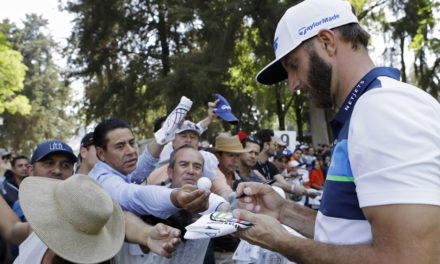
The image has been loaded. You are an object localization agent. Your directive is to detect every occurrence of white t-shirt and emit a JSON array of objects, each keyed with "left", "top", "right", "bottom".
[
  {"left": 14, "top": 232, "right": 48, "bottom": 264},
  {"left": 314, "top": 76, "right": 440, "bottom": 244}
]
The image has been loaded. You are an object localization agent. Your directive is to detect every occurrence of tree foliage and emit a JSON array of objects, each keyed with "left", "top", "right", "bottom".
[
  {"left": 64, "top": 0, "right": 439, "bottom": 143},
  {"left": 0, "top": 27, "right": 30, "bottom": 115},
  {"left": 0, "top": 15, "right": 75, "bottom": 154}
]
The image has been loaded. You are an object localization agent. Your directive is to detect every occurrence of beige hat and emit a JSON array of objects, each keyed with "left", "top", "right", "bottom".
[
  {"left": 209, "top": 135, "right": 252, "bottom": 153},
  {"left": 19, "top": 174, "right": 125, "bottom": 264}
]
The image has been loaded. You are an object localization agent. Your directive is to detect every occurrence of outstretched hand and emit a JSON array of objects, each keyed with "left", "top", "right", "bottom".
[
  {"left": 154, "top": 96, "right": 193, "bottom": 145},
  {"left": 208, "top": 99, "right": 220, "bottom": 120},
  {"left": 232, "top": 209, "right": 290, "bottom": 253},
  {"left": 235, "top": 182, "right": 287, "bottom": 220},
  {"left": 142, "top": 223, "right": 181, "bottom": 258},
  {"left": 172, "top": 184, "right": 210, "bottom": 214}
]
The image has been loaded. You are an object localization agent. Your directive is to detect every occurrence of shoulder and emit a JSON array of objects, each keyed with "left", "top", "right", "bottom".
[{"left": 348, "top": 80, "right": 440, "bottom": 207}]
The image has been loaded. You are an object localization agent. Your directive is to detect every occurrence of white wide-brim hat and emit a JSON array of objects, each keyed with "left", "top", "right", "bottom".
[
  {"left": 19, "top": 174, "right": 125, "bottom": 264},
  {"left": 256, "top": 0, "right": 359, "bottom": 84}
]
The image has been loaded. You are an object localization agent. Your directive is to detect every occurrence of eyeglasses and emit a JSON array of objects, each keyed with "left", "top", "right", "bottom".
[{"left": 246, "top": 136, "right": 262, "bottom": 145}]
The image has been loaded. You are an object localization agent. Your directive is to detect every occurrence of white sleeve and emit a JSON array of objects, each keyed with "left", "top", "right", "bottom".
[
  {"left": 348, "top": 84, "right": 440, "bottom": 208},
  {"left": 200, "top": 193, "right": 227, "bottom": 215},
  {"left": 98, "top": 173, "right": 180, "bottom": 218},
  {"left": 200, "top": 150, "right": 219, "bottom": 179}
]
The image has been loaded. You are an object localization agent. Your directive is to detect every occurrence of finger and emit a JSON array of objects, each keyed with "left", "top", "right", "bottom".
[
  {"left": 168, "top": 227, "right": 181, "bottom": 238},
  {"left": 208, "top": 99, "right": 220, "bottom": 107},
  {"left": 181, "top": 190, "right": 210, "bottom": 212},
  {"left": 235, "top": 181, "right": 250, "bottom": 196},
  {"left": 232, "top": 208, "right": 255, "bottom": 223},
  {"left": 183, "top": 188, "right": 209, "bottom": 202},
  {"left": 236, "top": 198, "right": 261, "bottom": 213},
  {"left": 181, "top": 184, "right": 198, "bottom": 192},
  {"left": 187, "top": 193, "right": 210, "bottom": 212}
]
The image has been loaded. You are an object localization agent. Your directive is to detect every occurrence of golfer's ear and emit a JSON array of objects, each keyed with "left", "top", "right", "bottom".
[{"left": 316, "top": 29, "right": 337, "bottom": 57}]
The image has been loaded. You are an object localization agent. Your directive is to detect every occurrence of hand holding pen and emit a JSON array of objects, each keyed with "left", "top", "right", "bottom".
[
  {"left": 233, "top": 180, "right": 286, "bottom": 221},
  {"left": 235, "top": 179, "right": 277, "bottom": 199}
]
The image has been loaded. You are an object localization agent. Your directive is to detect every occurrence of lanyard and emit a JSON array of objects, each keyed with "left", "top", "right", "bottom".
[
  {"left": 257, "top": 160, "right": 270, "bottom": 179},
  {"left": 330, "top": 67, "right": 400, "bottom": 139}
]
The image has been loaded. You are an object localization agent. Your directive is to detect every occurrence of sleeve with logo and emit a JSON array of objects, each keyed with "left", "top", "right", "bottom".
[{"left": 348, "top": 82, "right": 440, "bottom": 208}]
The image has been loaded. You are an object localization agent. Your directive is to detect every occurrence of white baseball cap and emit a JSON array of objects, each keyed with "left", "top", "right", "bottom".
[{"left": 256, "top": 0, "right": 359, "bottom": 85}]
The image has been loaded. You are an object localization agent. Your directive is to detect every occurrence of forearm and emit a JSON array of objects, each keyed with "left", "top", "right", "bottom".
[
  {"left": 124, "top": 211, "right": 151, "bottom": 246},
  {"left": 277, "top": 234, "right": 370, "bottom": 264},
  {"left": 279, "top": 200, "right": 316, "bottom": 238},
  {"left": 0, "top": 197, "right": 30, "bottom": 245},
  {"left": 103, "top": 178, "right": 179, "bottom": 218},
  {"left": 129, "top": 146, "right": 160, "bottom": 184},
  {"left": 211, "top": 170, "right": 233, "bottom": 200},
  {"left": 147, "top": 139, "right": 165, "bottom": 159},
  {"left": 277, "top": 234, "right": 428, "bottom": 264},
  {"left": 274, "top": 175, "right": 293, "bottom": 194},
  {"left": 6, "top": 222, "right": 31, "bottom": 246}
]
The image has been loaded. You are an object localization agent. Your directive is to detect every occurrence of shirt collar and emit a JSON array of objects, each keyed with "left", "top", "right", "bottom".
[
  {"left": 330, "top": 67, "right": 400, "bottom": 139},
  {"left": 93, "top": 160, "right": 130, "bottom": 183}
]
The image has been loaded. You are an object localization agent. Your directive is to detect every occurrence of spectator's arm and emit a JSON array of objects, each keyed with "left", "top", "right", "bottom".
[
  {"left": 124, "top": 211, "right": 181, "bottom": 258},
  {"left": 100, "top": 175, "right": 180, "bottom": 218},
  {"left": 211, "top": 168, "right": 233, "bottom": 200},
  {"left": 0, "top": 196, "right": 31, "bottom": 245},
  {"left": 129, "top": 146, "right": 160, "bottom": 184},
  {"left": 252, "top": 170, "right": 267, "bottom": 182},
  {"left": 197, "top": 99, "right": 220, "bottom": 132},
  {"left": 273, "top": 174, "right": 308, "bottom": 196}
]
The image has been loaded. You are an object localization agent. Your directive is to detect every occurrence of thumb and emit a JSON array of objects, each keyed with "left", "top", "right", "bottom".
[{"left": 232, "top": 208, "right": 256, "bottom": 223}]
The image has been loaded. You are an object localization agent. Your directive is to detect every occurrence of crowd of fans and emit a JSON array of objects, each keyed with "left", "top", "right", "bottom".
[
  {"left": 2, "top": 0, "right": 439, "bottom": 262},
  {"left": 0, "top": 96, "right": 329, "bottom": 264}
]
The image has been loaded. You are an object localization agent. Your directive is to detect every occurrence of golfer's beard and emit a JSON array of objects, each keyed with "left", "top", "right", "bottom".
[{"left": 307, "top": 49, "right": 333, "bottom": 108}]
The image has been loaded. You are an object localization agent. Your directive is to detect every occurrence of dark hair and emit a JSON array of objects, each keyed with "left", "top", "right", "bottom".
[
  {"left": 334, "top": 23, "right": 370, "bottom": 50},
  {"left": 302, "top": 22, "right": 370, "bottom": 53},
  {"left": 153, "top": 116, "right": 167, "bottom": 133},
  {"left": 80, "top": 132, "right": 94, "bottom": 149},
  {"left": 254, "top": 129, "right": 274, "bottom": 144},
  {"left": 312, "top": 159, "right": 320, "bottom": 169},
  {"left": 169, "top": 144, "right": 197, "bottom": 169},
  {"left": 11, "top": 155, "right": 29, "bottom": 167},
  {"left": 94, "top": 119, "right": 132, "bottom": 150},
  {"left": 241, "top": 136, "right": 263, "bottom": 152}
]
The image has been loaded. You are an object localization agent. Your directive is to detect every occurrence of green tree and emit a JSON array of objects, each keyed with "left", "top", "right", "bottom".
[
  {"left": 0, "top": 16, "right": 75, "bottom": 154},
  {"left": 353, "top": 0, "right": 440, "bottom": 99},
  {"left": 0, "top": 28, "right": 30, "bottom": 115}
]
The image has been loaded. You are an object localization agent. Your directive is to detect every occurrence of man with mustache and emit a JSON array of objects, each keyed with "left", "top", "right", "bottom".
[
  {"left": 90, "top": 118, "right": 209, "bottom": 218},
  {"left": 233, "top": 0, "right": 440, "bottom": 263},
  {"left": 209, "top": 135, "right": 253, "bottom": 189}
]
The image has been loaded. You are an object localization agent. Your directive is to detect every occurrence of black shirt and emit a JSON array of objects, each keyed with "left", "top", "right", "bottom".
[{"left": 252, "top": 160, "right": 279, "bottom": 180}]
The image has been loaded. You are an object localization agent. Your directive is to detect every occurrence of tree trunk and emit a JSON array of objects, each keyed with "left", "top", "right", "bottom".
[{"left": 309, "top": 102, "right": 330, "bottom": 146}]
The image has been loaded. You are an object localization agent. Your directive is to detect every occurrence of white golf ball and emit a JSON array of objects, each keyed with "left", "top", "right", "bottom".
[{"left": 197, "top": 177, "right": 212, "bottom": 190}]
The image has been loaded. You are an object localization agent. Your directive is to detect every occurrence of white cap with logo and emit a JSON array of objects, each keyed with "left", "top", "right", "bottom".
[{"left": 256, "top": 0, "right": 359, "bottom": 85}]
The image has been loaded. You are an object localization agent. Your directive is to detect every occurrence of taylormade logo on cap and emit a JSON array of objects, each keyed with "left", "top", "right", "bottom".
[
  {"left": 256, "top": 0, "right": 359, "bottom": 85},
  {"left": 298, "top": 14, "right": 340, "bottom": 36}
]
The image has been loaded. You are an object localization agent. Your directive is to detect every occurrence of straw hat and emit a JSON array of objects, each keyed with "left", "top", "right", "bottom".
[
  {"left": 208, "top": 135, "right": 252, "bottom": 153},
  {"left": 19, "top": 174, "right": 125, "bottom": 264}
]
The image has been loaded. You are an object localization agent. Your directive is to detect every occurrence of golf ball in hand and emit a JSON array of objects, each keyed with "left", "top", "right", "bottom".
[{"left": 197, "top": 177, "right": 212, "bottom": 190}]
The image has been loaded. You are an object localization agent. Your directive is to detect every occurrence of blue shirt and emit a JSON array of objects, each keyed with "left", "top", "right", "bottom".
[{"left": 89, "top": 148, "right": 180, "bottom": 219}]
